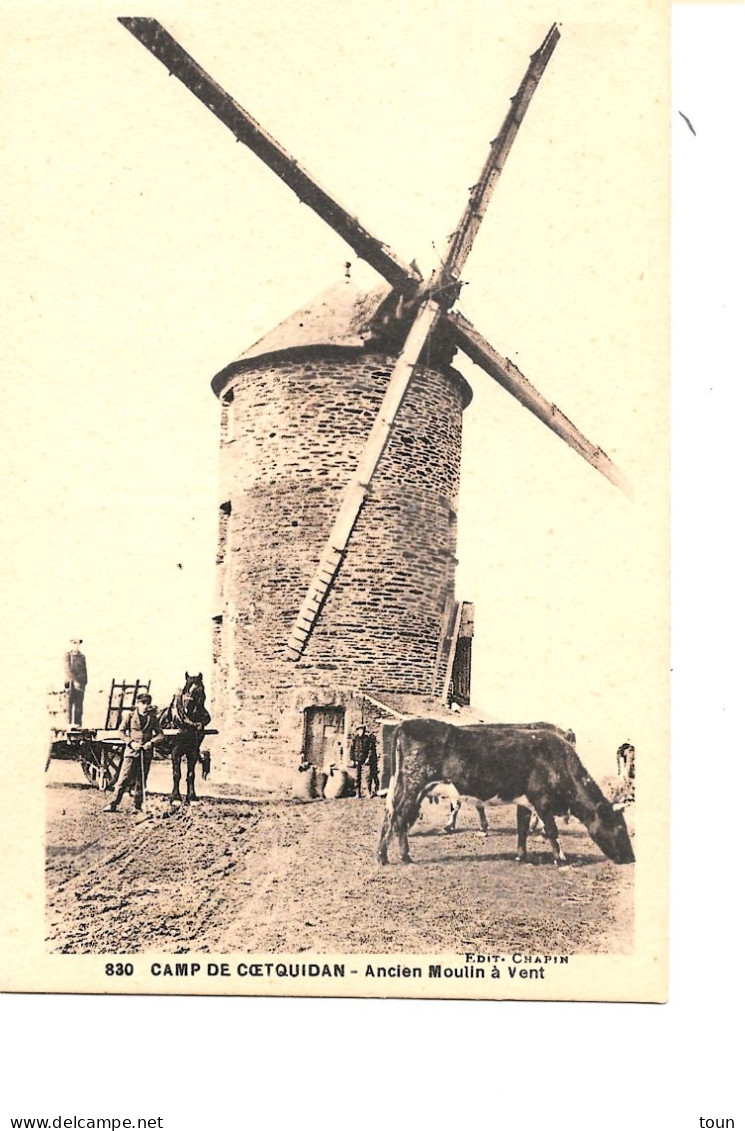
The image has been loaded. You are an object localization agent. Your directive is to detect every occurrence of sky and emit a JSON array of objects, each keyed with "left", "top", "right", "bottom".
[{"left": 1, "top": 0, "right": 669, "bottom": 777}]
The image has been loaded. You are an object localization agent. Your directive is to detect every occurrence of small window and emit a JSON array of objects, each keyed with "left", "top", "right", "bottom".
[
  {"left": 217, "top": 501, "right": 232, "bottom": 565},
  {"left": 212, "top": 615, "right": 223, "bottom": 663},
  {"left": 221, "top": 387, "right": 235, "bottom": 442}
]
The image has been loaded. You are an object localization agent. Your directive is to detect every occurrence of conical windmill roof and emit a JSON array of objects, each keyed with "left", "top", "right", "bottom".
[
  {"left": 211, "top": 280, "right": 394, "bottom": 395},
  {"left": 240, "top": 280, "right": 393, "bottom": 356}
]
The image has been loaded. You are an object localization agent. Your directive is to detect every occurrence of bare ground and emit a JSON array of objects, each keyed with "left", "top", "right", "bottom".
[{"left": 45, "top": 765, "right": 633, "bottom": 956}]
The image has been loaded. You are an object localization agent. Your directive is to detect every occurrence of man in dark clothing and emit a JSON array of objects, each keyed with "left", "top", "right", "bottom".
[
  {"left": 351, "top": 725, "right": 378, "bottom": 798},
  {"left": 104, "top": 693, "right": 164, "bottom": 812},
  {"left": 366, "top": 739, "right": 380, "bottom": 798},
  {"left": 63, "top": 638, "right": 87, "bottom": 726}
]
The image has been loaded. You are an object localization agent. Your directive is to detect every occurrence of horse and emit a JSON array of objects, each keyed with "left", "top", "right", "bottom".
[{"left": 160, "top": 672, "right": 211, "bottom": 804}]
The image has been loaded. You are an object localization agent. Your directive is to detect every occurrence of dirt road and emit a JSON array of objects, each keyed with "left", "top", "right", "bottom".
[{"left": 45, "top": 761, "right": 633, "bottom": 955}]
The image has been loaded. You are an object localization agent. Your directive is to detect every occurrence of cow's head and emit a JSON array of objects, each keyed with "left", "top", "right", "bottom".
[{"left": 586, "top": 802, "right": 635, "bottom": 864}]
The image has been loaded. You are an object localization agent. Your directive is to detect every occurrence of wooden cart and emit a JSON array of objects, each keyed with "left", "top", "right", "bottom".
[
  {"left": 46, "top": 678, "right": 151, "bottom": 790},
  {"left": 47, "top": 678, "right": 218, "bottom": 791}
]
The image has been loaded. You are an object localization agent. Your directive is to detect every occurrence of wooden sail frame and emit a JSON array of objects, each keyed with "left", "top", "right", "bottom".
[{"left": 119, "top": 18, "right": 631, "bottom": 661}]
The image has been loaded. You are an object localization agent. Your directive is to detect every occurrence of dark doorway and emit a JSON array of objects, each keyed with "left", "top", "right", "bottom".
[
  {"left": 450, "top": 636, "right": 472, "bottom": 706},
  {"left": 302, "top": 706, "right": 345, "bottom": 767}
]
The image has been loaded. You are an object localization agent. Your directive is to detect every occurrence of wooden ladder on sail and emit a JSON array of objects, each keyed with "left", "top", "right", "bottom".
[{"left": 285, "top": 301, "right": 441, "bottom": 660}]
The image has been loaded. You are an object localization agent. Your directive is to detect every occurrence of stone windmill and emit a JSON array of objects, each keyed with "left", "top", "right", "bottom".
[{"left": 119, "top": 19, "right": 629, "bottom": 781}]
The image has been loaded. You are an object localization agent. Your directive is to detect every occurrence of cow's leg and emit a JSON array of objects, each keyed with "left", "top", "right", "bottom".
[
  {"left": 538, "top": 812, "right": 567, "bottom": 865},
  {"left": 476, "top": 802, "right": 489, "bottom": 836},
  {"left": 444, "top": 798, "right": 461, "bottom": 833},
  {"left": 516, "top": 804, "right": 531, "bottom": 862},
  {"left": 397, "top": 818, "right": 412, "bottom": 864},
  {"left": 396, "top": 802, "right": 420, "bottom": 864},
  {"left": 378, "top": 801, "right": 417, "bottom": 864},
  {"left": 377, "top": 802, "right": 394, "bottom": 865},
  {"left": 378, "top": 759, "right": 414, "bottom": 864}
]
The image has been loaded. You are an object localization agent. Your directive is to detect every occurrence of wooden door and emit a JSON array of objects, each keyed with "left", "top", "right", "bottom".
[{"left": 303, "top": 706, "right": 345, "bottom": 767}]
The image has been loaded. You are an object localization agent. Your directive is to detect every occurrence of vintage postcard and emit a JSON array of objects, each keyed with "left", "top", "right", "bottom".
[{"left": 1, "top": 0, "right": 668, "bottom": 1000}]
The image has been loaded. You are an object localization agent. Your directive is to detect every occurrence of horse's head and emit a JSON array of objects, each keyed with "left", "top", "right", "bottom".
[
  {"left": 181, "top": 672, "right": 209, "bottom": 724},
  {"left": 183, "top": 671, "right": 204, "bottom": 701}
]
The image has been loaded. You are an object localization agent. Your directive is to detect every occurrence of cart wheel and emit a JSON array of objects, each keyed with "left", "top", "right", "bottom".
[
  {"left": 104, "top": 751, "right": 123, "bottom": 791},
  {"left": 80, "top": 743, "right": 121, "bottom": 791},
  {"left": 79, "top": 743, "right": 99, "bottom": 787}
]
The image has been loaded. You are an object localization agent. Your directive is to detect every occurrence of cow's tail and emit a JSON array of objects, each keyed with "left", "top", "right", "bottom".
[
  {"left": 378, "top": 725, "right": 404, "bottom": 864},
  {"left": 388, "top": 725, "right": 408, "bottom": 811}
]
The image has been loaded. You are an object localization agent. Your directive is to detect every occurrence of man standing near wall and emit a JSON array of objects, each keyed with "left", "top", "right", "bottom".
[
  {"left": 352, "top": 725, "right": 378, "bottom": 799},
  {"left": 63, "top": 638, "right": 87, "bottom": 726}
]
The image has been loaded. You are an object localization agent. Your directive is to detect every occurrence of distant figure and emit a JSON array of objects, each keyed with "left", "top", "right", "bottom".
[
  {"left": 366, "top": 736, "right": 380, "bottom": 798},
  {"left": 351, "top": 725, "right": 378, "bottom": 798},
  {"left": 104, "top": 692, "right": 164, "bottom": 813},
  {"left": 63, "top": 638, "right": 87, "bottom": 726},
  {"left": 617, "top": 742, "right": 636, "bottom": 783},
  {"left": 566, "top": 728, "right": 576, "bottom": 746}
]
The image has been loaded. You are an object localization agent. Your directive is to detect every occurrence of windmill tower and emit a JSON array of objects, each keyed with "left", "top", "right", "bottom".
[
  {"left": 208, "top": 279, "right": 474, "bottom": 773},
  {"left": 119, "top": 20, "right": 629, "bottom": 782}
]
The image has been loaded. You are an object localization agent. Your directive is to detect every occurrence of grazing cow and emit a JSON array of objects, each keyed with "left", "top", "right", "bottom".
[
  {"left": 377, "top": 719, "right": 634, "bottom": 866},
  {"left": 442, "top": 722, "right": 571, "bottom": 836}
]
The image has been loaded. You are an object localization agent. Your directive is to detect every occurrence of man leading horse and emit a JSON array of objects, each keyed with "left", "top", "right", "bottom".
[{"left": 104, "top": 691, "right": 164, "bottom": 813}]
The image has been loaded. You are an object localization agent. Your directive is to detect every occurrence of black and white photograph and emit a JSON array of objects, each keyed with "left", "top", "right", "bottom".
[{"left": 2, "top": 0, "right": 670, "bottom": 1002}]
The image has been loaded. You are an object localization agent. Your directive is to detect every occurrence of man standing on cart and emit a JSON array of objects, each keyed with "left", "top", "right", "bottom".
[
  {"left": 104, "top": 692, "right": 163, "bottom": 812},
  {"left": 63, "top": 638, "right": 87, "bottom": 726}
]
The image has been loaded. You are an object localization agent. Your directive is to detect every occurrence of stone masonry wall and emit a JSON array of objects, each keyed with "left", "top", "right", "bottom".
[{"left": 211, "top": 348, "right": 470, "bottom": 774}]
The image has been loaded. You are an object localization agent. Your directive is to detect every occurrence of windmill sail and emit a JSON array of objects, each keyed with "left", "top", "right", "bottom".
[
  {"left": 449, "top": 311, "right": 632, "bottom": 496},
  {"left": 118, "top": 18, "right": 418, "bottom": 293},
  {"left": 118, "top": 18, "right": 631, "bottom": 665},
  {"left": 285, "top": 297, "right": 443, "bottom": 659},
  {"left": 441, "top": 23, "right": 560, "bottom": 281},
  {"left": 285, "top": 30, "right": 561, "bottom": 659}
]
